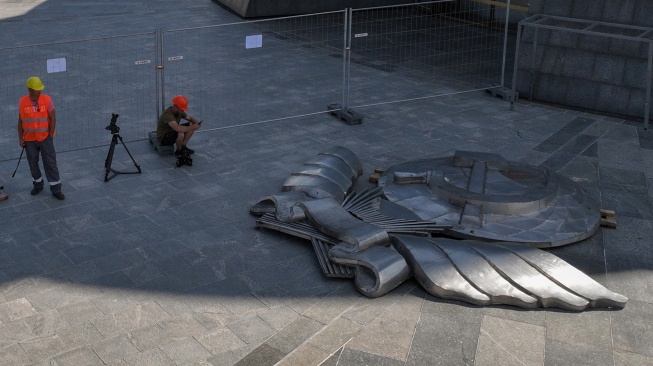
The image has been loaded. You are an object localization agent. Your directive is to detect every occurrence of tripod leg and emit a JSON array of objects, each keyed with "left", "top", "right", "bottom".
[
  {"left": 116, "top": 135, "right": 141, "bottom": 172},
  {"left": 104, "top": 135, "right": 118, "bottom": 182}
]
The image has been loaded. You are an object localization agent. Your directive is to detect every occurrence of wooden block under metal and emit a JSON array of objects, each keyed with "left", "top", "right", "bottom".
[
  {"left": 600, "top": 209, "right": 617, "bottom": 228},
  {"left": 369, "top": 173, "right": 380, "bottom": 183},
  {"left": 374, "top": 168, "right": 385, "bottom": 174},
  {"left": 601, "top": 216, "right": 617, "bottom": 229}
]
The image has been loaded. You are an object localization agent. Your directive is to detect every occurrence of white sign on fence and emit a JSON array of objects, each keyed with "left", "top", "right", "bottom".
[
  {"left": 246, "top": 35, "right": 262, "bottom": 49},
  {"left": 47, "top": 58, "right": 67, "bottom": 73}
]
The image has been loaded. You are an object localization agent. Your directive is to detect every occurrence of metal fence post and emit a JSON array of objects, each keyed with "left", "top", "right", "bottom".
[
  {"left": 158, "top": 29, "right": 166, "bottom": 115},
  {"left": 155, "top": 29, "right": 162, "bottom": 119},
  {"left": 530, "top": 26, "right": 538, "bottom": 101},
  {"left": 510, "top": 22, "right": 523, "bottom": 111},
  {"left": 343, "top": 8, "right": 352, "bottom": 111},
  {"left": 500, "top": 0, "right": 511, "bottom": 88},
  {"left": 646, "top": 41, "right": 652, "bottom": 130}
]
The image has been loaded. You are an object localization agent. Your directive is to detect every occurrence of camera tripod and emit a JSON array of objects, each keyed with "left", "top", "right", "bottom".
[{"left": 104, "top": 114, "right": 141, "bottom": 182}]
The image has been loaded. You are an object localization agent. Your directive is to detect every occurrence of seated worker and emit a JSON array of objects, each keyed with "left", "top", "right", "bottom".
[{"left": 157, "top": 95, "right": 201, "bottom": 157}]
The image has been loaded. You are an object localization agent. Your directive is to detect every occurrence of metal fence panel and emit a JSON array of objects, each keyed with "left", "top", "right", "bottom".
[
  {"left": 0, "top": 5, "right": 515, "bottom": 162},
  {"left": 0, "top": 33, "right": 158, "bottom": 162},
  {"left": 348, "top": 1, "right": 514, "bottom": 108},
  {"left": 161, "top": 11, "right": 346, "bottom": 130}
]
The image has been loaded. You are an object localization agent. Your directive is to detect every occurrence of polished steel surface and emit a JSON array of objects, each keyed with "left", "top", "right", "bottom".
[
  {"left": 251, "top": 147, "right": 627, "bottom": 310},
  {"left": 299, "top": 198, "right": 390, "bottom": 252},
  {"left": 330, "top": 243, "right": 411, "bottom": 298},
  {"left": 379, "top": 150, "right": 602, "bottom": 247}
]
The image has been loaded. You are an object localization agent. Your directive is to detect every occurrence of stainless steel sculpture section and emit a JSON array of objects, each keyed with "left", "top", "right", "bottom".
[
  {"left": 330, "top": 243, "right": 411, "bottom": 298},
  {"left": 379, "top": 150, "right": 601, "bottom": 247},
  {"left": 299, "top": 198, "right": 389, "bottom": 252},
  {"left": 251, "top": 146, "right": 627, "bottom": 310},
  {"left": 282, "top": 145, "right": 363, "bottom": 203}
]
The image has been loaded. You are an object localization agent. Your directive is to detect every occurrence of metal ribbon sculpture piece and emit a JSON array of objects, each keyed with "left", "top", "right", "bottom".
[{"left": 251, "top": 147, "right": 627, "bottom": 311}]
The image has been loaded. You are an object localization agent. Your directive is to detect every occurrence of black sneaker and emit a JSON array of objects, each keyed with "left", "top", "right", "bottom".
[
  {"left": 31, "top": 187, "right": 43, "bottom": 195},
  {"left": 182, "top": 146, "right": 195, "bottom": 154},
  {"left": 53, "top": 192, "right": 65, "bottom": 200},
  {"left": 175, "top": 149, "right": 183, "bottom": 157}
]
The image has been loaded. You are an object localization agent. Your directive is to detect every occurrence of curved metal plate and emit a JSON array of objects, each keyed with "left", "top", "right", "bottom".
[
  {"left": 434, "top": 238, "right": 538, "bottom": 308},
  {"left": 391, "top": 235, "right": 491, "bottom": 305},
  {"left": 299, "top": 198, "right": 389, "bottom": 252},
  {"left": 468, "top": 241, "right": 590, "bottom": 311},
  {"left": 497, "top": 242, "right": 628, "bottom": 308},
  {"left": 283, "top": 175, "right": 345, "bottom": 202},
  {"left": 250, "top": 191, "right": 309, "bottom": 222},
  {"left": 293, "top": 165, "right": 353, "bottom": 196},
  {"left": 330, "top": 243, "right": 411, "bottom": 298},
  {"left": 320, "top": 145, "right": 363, "bottom": 178}
]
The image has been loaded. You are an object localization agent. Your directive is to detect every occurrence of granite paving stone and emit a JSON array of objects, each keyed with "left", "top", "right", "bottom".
[
  {"left": 265, "top": 315, "right": 325, "bottom": 355},
  {"left": 55, "top": 322, "right": 105, "bottom": 349},
  {"left": 611, "top": 300, "right": 653, "bottom": 357},
  {"left": 48, "top": 346, "right": 105, "bottom": 366},
  {"left": 120, "top": 347, "right": 176, "bottom": 366},
  {"left": 0, "top": 297, "right": 38, "bottom": 322},
  {"left": 0, "top": 343, "right": 31, "bottom": 366},
  {"left": 307, "top": 317, "right": 363, "bottom": 354},
  {"left": 19, "top": 334, "right": 68, "bottom": 363},
  {"left": 23, "top": 309, "right": 69, "bottom": 337},
  {"left": 196, "top": 326, "right": 248, "bottom": 355},
  {"left": 613, "top": 349, "right": 653, "bottom": 366},
  {"left": 159, "top": 336, "right": 213, "bottom": 365},
  {"left": 233, "top": 343, "right": 286, "bottom": 366},
  {"left": 255, "top": 305, "right": 300, "bottom": 331},
  {"left": 407, "top": 310, "right": 480, "bottom": 366},
  {"left": 127, "top": 324, "right": 174, "bottom": 352},
  {"left": 91, "top": 311, "right": 138, "bottom": 338},
  {"left": 544, "top": 310, "right": 613, "bottom": 350},
  {"left": 276, "top": 343, "right": 332, "bottom": 366},
  {"left": 226, "top": 315, "right": 277, "bottom": 345},
  {"left": 544, "top": 340, "right": 614, "bottom": 366},
  {"left": 346, "top": 293, "right": 423, "bottom": 362},
  {"left": 158, "top": 313, "right": 207, "bottom": 339},
  {"left": 56, "top": 299, "right": 105, "bottom": 326},
  {"left": 338, "top": 347, "right": 405, "bottom": 366},
  {"left": 474, "top": 315, "right": 546, "bottom": 366},
  {"left": 91, "top": 334, "right": 140, "bottom": 364}
]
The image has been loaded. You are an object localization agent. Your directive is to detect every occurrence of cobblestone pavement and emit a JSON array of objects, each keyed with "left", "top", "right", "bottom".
[{"left": 1, "top": 1, "right": 653, "bottom": 365}]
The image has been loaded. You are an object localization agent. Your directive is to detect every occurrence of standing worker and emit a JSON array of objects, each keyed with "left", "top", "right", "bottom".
[
  {"left": 157, "top": 95, "right": 201, "bottom": 157},
  {"left": 17, "top": 76, "right": 65, "bottom": 200}
]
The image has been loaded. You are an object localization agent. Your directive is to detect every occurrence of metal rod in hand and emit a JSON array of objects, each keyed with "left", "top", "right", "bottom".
[{"left": 11, "top": 147, "right": 25, "bottom": 178}]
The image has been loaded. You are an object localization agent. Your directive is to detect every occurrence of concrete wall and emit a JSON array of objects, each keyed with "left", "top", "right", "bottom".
[
  {"left": 518, "top": 0, "right": 653, "bottom": 120},
  {"left": 212, "top": 0, "right": 409, "bottom": 18}
]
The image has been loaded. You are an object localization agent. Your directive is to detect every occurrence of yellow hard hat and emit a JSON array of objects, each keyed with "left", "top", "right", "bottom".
[{"left": 26, "top": 76, "right": 44, "bottom": 91}]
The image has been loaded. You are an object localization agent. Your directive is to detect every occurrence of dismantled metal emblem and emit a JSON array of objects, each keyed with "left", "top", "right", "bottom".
[{"left": 251, "top": 147, "right": 627, "bottom": 311}]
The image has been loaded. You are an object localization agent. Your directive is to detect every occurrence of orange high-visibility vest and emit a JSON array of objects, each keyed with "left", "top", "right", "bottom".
[{"left": 19, "top": 94, "right": 53, "bottom": 142}]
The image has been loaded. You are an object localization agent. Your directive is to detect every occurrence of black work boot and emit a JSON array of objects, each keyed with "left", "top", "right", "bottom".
[
  {"left": 50, "top": 183, "right": 64, "bottom": 200},
  {"left": 31, "top": 181, "right": 44, "bottom": 195}
]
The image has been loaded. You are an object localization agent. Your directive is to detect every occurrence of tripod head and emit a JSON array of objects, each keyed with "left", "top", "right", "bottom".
[{"left": 105, "top": 113, "right": 120, "bottom": 134}]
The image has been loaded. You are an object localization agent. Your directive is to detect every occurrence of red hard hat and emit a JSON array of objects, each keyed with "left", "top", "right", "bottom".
[{"left": 172, "top": 95, "right": 188, "bottom": 111}]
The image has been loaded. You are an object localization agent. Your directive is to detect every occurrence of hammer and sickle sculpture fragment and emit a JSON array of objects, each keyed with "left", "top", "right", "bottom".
[{"left": 250, "top": 147, "right": 627, "bottom": 311}]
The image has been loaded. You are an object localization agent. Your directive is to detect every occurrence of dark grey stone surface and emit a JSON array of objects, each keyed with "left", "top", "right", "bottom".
[
  {"left": 522, "top": 0, "right": 653, "bottom": 122},
  {"left": 0, "top": 1, "right": 651, "bottom": 365}
]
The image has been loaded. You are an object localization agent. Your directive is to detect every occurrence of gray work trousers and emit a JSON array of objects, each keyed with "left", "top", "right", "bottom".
[{"left": 25, "top": 136, "right": 62, "bottom": 193}]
